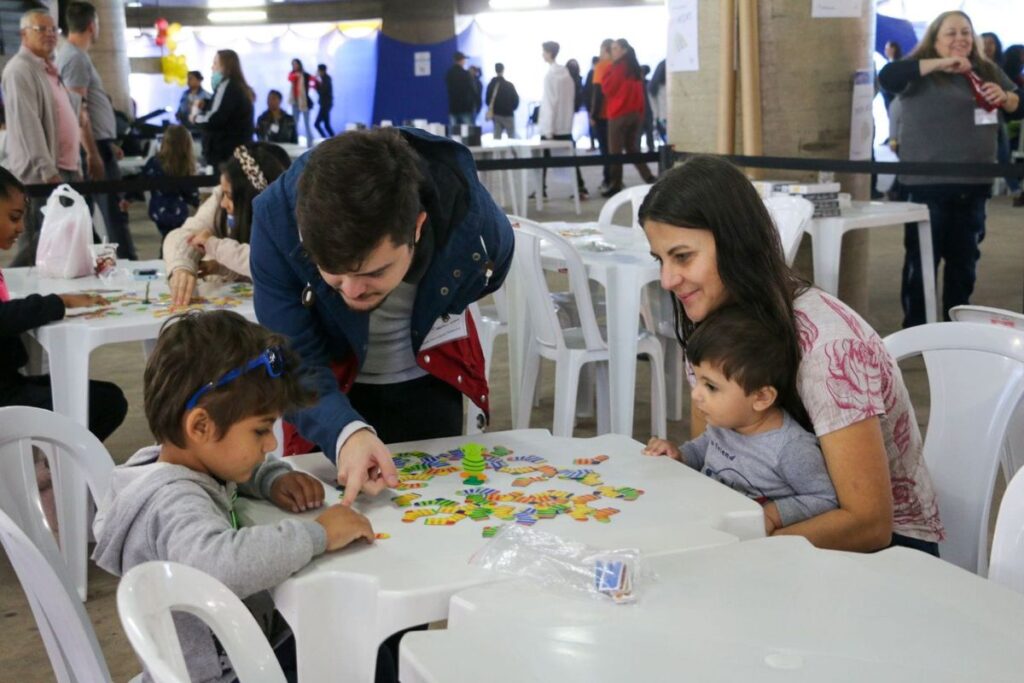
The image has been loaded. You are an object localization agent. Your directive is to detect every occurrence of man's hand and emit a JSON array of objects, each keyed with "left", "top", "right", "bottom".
[
  {"left": 269, "top": 471, "right": 325, "bottom": 513},
  {"left": 643, "top": 437, "right": 682, "bottom": 461},
  {"left": 337, "top": 429, "right": 400, "bottom": 506},
  {"left": 169, "top": 268, "right": 198, "bottom": 306},
  {"left": 86, "top": 154, "right": 104, "bottom": 181},
  {"left": 315, "top": 504, "right": 375, "bottom": 551},
  {"left": 111, "top": 143, "right": 124, "bottom": 160}
]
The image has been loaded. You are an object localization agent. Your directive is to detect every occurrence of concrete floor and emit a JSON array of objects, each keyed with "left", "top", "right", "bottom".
[{"left": 1, "top": 163, "right": 1020, "bottom": 681}]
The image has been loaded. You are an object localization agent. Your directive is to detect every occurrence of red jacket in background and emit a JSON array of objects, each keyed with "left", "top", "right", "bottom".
[{"left": 601, "top": 61, "right": 646, "bottom": 120}]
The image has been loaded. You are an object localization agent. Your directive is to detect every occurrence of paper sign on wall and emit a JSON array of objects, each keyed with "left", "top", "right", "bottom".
[
  {"left": 849, "top": 69, "right": 874, "bottom": 160},
  {"left": 414, "top": 51, "right": 431, "bottom": 77},
  {"left": 667, "top": 0, "right": 699, "bottom": 73},
  {"left": 812, "top": 0, "right": 863, "bottom": 18}
]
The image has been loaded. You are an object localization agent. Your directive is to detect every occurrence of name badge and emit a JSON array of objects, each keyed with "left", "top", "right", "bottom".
[
  {"left": 975, "top": 107, "right": 998, "bottom": 126},
  {"left": 270, "top": 123, "right": 280, "bottom": 134},
  {"left": 421, "top": 312, "right": 468, "bottom": 351}
]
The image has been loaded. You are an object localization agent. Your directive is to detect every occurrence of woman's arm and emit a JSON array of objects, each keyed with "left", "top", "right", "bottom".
[
  {"left": 203, "top": 236, "right": 251, "bottom": 279},
  {"left": 878, "top": 57, "right": 971, "bottom": 93},
  {"left": 772, "top": 416, "right": 894, "bottom": 551}
]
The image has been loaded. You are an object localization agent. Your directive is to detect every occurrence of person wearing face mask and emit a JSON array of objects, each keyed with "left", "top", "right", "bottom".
[
  {"left": 193, "top": 49, "right": 254, "bottom": 167},
  {"left": 879, "top": 10, "right": 1021, "bottom": 328},
  {"left": 163, "top": 143, "right": 290, "bottom": 306}
]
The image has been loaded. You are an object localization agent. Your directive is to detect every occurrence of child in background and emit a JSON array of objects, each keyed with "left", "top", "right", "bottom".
[
  {"left": 91, "top": 310, "right": 390, "bottom": 683},
  {"left": 164, "top": 142, "right": 290, "bottom": 305},
  {"left": 143, "top": 124, "right": 200, "bottom": 241},
  {"left": 0, "top": 167, "right": 127, "bottom": 441},
  {"left": 644, "top": 306, "right": 837, "bottom": 534}
]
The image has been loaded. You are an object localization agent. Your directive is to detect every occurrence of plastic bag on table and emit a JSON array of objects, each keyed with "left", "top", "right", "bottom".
[
  {"left": 35, "top": 184, "right": 93, "bottom": 279},
  {"left": 469, "top": 525, "right": 652, "bottom": 604}
]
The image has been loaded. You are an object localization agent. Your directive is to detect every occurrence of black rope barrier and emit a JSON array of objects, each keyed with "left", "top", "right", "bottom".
[{"left": 23, "top": 146, "right": 1024, "bottom": 198}]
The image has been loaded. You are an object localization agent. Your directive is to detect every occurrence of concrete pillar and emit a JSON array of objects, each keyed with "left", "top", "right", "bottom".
[
  {"left": 90, "top": 0, "right": 132, "bottom": 115},
  {"left": 381, "top": 0, "right": 455, "bottom": 44},
  {"left": 668, "top": 1, "right": 875, "bottom": 315}
]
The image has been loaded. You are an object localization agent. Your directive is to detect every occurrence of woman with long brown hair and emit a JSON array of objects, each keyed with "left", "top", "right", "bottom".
[
  {"left": 194, "top": 49, "right": 255, "bottom": 167},
  {"left": 642, "top": 155, "right": 944, "bottom": 556}
]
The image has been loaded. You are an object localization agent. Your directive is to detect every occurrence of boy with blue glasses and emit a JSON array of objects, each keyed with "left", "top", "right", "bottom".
[{"left": 92, "top": 310, "right": 384, "bottom": 682}]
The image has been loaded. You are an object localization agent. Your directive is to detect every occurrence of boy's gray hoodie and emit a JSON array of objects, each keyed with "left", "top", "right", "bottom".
[{"left": 92, "top": 446, "right": 327, "bottom": 683}]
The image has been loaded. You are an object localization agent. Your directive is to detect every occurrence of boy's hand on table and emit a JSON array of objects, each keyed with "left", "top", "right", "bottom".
[
  {"left": 316, "top": 504, "right": 375, "bottom": 551},
  {"left": 336, "top": 429, "right": 400, "bottom": 506},
  {"left": 269, "top": 471, "right": 325, "bottom": 513},
  {"left": 762, "top": 501, "right": 782, "bottom": 535},
  {"left": 643, "top": 437, "right": 681, "bottom": 461}
]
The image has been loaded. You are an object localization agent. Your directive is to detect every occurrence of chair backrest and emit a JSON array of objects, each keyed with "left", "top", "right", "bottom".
[
  {"left": 884, "top": 322, "right": 1024, "bottom": 575},
  {"left": 597, "top": 184, "right": 653, "bottom": 229},
  {"left": 509, "top": 216, "right": 605, "bottom": 352},
  {"left": 949, "top": 305, "right": 1024, "bottom": 330},
  {"left": 0, "top": 505, "right": 111, "bottom": 683},
  {"left": 949, "top": 305, "right": 1024, "bottom": 481},
  {"left": 990, "top": 466, "right": 1024, "bottom": 595},
  {"left": 0, "top": 407, "right": 115, "bottom": 595},
  {"left": 117, "top": 561, "right": 287, "bottom": 683},
  {"left": 763, "top": 195, "right": 813, "bottom": 266}
]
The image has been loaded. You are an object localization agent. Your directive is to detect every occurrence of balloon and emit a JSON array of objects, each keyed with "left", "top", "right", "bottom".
[
  {"left": 168, "top": 22, "right": 182, "bottom": 36},
  {"left": 166, "top": 37, "right": 177, "bottom": 52},
  {"left": 155, "top": 34, "right": 166, "bottom": 47},
  {"left": 155, "top": 18, "right": 168, "bottom": 31}
]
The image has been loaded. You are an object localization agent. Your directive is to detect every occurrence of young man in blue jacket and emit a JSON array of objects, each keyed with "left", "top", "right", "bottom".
[{"left": 250, "top": 128, "right": 513, "bottom": 504}]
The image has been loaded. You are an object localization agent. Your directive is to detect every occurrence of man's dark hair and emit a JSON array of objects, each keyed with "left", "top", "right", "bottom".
[
  {"left": 267, "top": 89, "right": 283, "bottom": 100},
  {"left": 317, "top": 63, "right": 327, "bottom": 72},
  {"left": 65, "top": 1, "right": 96, "bottom": 34},
  {"left": 144, "top": 311, "right": 314, "bottom": 447},
  {"left": 494, "top": 62, "right": 504, "bottom": 74},
  {"left": 686, "top": 305, "right": 795, "bottom": 406},
  {"left": 187, "top": 70, "right": 203, "bottom": 82},
  {"left": 297, "top": 129, "right": 424, "bottom": 274},
  {"left": 542, "top": 41, "right": 560, "bottom": 59}
]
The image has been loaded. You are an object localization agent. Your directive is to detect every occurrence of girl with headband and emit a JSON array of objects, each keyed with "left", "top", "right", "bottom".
[{"left": 163, "top": 143, "right": 291, "bottom": 306}]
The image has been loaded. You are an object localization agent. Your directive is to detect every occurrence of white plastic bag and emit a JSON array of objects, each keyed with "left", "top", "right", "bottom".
[
  {"left": 35, "top": 184, "right": 94, "bottom": 279},
  {"left": 469, "top": 525, "right": 653, "bottom": 604}
]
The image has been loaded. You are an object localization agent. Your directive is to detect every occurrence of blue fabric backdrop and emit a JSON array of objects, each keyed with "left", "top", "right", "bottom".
[
  {"left": 876, "top": 14, "right": 919, "bottom": 57},
  {"left": 372, "top": 33, "right": 458, "bottom": 125}
]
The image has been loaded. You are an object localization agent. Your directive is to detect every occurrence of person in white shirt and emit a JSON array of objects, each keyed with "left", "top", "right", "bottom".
[{"left": 538, "top": 41, "right": 588, "bottom": 199}]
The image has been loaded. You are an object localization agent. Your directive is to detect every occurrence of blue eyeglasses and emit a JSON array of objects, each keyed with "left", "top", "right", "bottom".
[{"left": 185, "top": 347, "right": 285, "bottom": 410}]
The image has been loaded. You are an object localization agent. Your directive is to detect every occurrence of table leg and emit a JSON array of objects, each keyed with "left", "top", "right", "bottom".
[
  {"left": 276, "top": 574, "right": 383, "bottom": 683},
  {"left": 519, "top": 167, "right": 530, "bottom": 219},
  {"left": 810, "top": 220, "right": 843, "bottom": 297},
  {"left": 44, "top": 333, "right": 92, "bottom": 601},
  {"left": 506, "top": 260, "right": 528, "bottom": 428},
  {"left": 605, "top": 269, "right": 643, "bottom": 437},
  {"left": 915, "top": 220, "right": 938, "bottom": 323}
]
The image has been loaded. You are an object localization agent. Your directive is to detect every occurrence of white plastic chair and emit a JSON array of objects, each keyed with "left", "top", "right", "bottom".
[
  {"left": 512, "top": 218, "right": 667, "bottom": 437},
  {"left": 465, "top": 289, "right": 510, "bottom": 434},
  {"left": 0, "top": 406, "right": 115, "bottom": 601},
  {"left": 884, "top": 322, "right": 1024, "bottom": 575},
  {"left": 763, "top": 195, "right": 814, "bottom": 266},
  {"left": 949, "top": 305, "right": 1024, "bottom": 483},
  {"left": 0, "top": 502, "right": 112, "bottom": 683},
  {"left": 990, "top": 466, "right": 1024, "bottom": 595},
  {"left": 118, "top": 561, "right": 287, "bottom": 683},
  {"left": 597, "top": 184, "right": 653, "bottom": 229}
]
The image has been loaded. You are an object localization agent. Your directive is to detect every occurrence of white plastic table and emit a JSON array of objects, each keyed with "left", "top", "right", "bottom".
[
  {"left": 400, "top": 536, "right": 1024, "bottom": 683},
  {"left": 807, "top": 201, "right": 936, "bottom": 323},
  {"left": 507, "top": 222, "right": 660, "bottom": 438},
  {"left": 4, "top": 261, "right": 255, "bottom": 599},
  {"left": 236, "top": 429, "right": 764, "bottom": 683},
  {"left": 467, "top": 138, "right": 581, "bottom": 218}
]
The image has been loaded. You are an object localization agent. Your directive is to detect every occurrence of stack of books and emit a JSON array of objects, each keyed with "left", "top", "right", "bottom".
[{"left": 773, "top": 181, "right": 842, "bottom": 217}]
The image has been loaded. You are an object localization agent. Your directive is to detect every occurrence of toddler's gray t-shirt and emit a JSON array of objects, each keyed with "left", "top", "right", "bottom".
[{"left": 681, "top": 411, "right": 837, "bottom": 526}]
